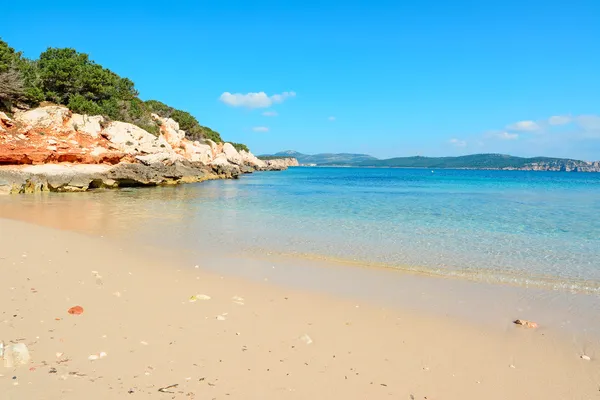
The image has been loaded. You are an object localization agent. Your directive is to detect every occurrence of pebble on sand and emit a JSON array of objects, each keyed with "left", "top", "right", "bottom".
[{"left": 68, "top": 306, "right": 84, "bottom": 315}]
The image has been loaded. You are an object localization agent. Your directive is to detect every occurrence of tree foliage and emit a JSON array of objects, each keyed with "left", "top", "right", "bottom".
[
  {"left": 0, "top": 38, "right": 244, "bottom": 147},
  {"left": 231, "top": 142, "right": 249, "bottom": 153},
  {"left": 0, "top": 69, "right": 26, "bottom": 103},
  {"left": 0, "top": 40, "right": 27, "bottom": 105},
  {"left": 146, "top": 100, "right": 223, "bottom": 143}
]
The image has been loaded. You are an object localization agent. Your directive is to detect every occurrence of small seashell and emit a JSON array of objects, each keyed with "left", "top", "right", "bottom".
[
  {"left": 299, "top": 334, "right": 313, "bottom": 345},
  {"left": 581, "top": 355, "right": 591, "bottom": 361},
  {"left": 88, "top": 352, "right": 106, "bottom": 361},
  {"left": 216, "top": 315, "right": 226, "bottom": 321},
  {"left": 190, "top": 294, "right": 211, "bottom": 302}
]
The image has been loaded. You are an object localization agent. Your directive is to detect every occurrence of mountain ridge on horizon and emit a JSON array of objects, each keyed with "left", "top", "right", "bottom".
[{"left": 259, "top": 151, "right": 600, "bottom": 172}]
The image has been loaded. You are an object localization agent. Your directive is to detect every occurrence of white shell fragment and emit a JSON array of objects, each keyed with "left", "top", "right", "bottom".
[{"left": 300, "top": 334, "right": 313, "bottom": 345}]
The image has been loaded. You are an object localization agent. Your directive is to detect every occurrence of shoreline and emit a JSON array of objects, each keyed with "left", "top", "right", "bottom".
[
  {"left": 241, "top": 247, "right": 600, "bottom": 295},
  {"left": 1, "top": 186, "right": 600, "bottom": 339},
  {"left": 1, "top": 218, "right": 600, "bottom": 398},
  {"left": 3, "top": 199, "right": 599, "bottom": 297}
]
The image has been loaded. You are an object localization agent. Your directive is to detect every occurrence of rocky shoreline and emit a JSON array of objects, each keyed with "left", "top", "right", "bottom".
[{"left": 0, "top": 106, "right": 298, "bottom": 194}]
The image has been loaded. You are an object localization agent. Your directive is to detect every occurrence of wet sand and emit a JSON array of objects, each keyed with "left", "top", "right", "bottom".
[{"left": 1, "top": 217, "right": 599, "bottom": 399}]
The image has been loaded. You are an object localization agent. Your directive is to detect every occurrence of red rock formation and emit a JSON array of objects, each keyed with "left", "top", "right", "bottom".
[{"left": 0, "top": 109, "right": 126, "bottom": 165}]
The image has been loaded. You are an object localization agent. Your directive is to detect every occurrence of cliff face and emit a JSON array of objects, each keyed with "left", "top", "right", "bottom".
[
  {"left": 265, "top": 158, "right": 300, "bottom": 170},
  {"left": 0, "top": 106, "right": 297, "bottom": 193},
  {"left": 505, "top": 160, "right": 600, "bottom": 172}
]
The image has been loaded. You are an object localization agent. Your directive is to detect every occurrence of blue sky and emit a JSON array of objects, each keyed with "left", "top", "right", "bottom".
[{"left": 3, "top": 0, "right": 600, "bottom": 159}]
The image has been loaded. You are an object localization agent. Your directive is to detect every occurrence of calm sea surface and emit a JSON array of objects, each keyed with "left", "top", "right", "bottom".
[{"left": 2, "top": 167, "right": 600, "bottom": 293}]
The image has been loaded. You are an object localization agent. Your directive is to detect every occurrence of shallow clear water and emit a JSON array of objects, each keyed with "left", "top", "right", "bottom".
[{"left": 2, "top": 167, "right": 600, "bottom": 293}]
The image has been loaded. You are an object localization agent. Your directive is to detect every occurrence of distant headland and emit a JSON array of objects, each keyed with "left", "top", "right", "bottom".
[{"left": 260, "top": 151, "right": 600, "bottom": 172}]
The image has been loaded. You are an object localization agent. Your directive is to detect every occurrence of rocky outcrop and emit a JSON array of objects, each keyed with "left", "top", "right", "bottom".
[
  {"left": 15, "top": 106, "right": 72, "bottom": 130},
  {"left": 0, "top": 105, "right": 291, "bottom": 194},
  {"left": 102, "top": 121, "right": 172, "bottom": 155},
  {"left": 222, "top": 142, "right": 244, "bottom": 166},
  {"left": 69, "top": 114, "right": 104, "bottom": 138},
  {"left": 182, "top": 141, "right": 213, "bottom": 164},
  {"left": 0, "top": 107, "right": 126, "bottom": 165},
  {"left": 152, "top": 113, "right": 186, "bottom": 148},
  {"left": 0, "top": 161, "right": 223, "bottom": 194},
  {"left": 0, "top": 105, "right": 297, "bottom": 194},
  {"left": 506, "top": 160, "right": 600, "bottom": 172},
  {"left": 209, "top": 154, "right": 241, "bottom": 179},
  {"left": 239, "top": 150, "right": 267, "bottom": 170},
  {"left": 265, "top": 157, "right": 300, "bottom": 170}
]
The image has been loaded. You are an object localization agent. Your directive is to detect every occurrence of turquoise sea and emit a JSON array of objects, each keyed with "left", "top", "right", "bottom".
[{"left": 3, "top": 167, "right": 600, "bottom": 293}]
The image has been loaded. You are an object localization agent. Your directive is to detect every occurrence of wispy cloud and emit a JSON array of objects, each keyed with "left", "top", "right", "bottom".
[
  {"left": 488, "top": 131, "right": 519, "bottom": 140},
  {"left": 448, "top": 113, "right": 600, "bottom": 160},
  {"left": 548, "top": 115, "right": 572, "bottom": 126},
  {"left": 252, "top": 126, "right": 269, "bottom": 132},
  {"left": 506, "top": 120, "right": 540, "bottom": 132},
  {"left": 449, "top": 138, "right": 467, "bottom": 147},
  {"left": 219, "top": 91, "right": 296, "bottom": 108},
  {"left": 328, "top": 116, "right": 336, "bottom": 121},
  {"left": 575, "top": 115, "right": 600, "bottom": 133},
  {"left": 262, "top": 111, "right": 278, "bottom": 117}
]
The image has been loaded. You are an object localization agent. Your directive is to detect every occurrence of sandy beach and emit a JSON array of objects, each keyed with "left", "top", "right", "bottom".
[{"left": 0, "top": 217, "right": 598, "bottom": 399}]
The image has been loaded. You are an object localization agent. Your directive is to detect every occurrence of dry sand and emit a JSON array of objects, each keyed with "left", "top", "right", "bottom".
[{"left": 1, "top": 217, "right": 598, "bottom": 399}]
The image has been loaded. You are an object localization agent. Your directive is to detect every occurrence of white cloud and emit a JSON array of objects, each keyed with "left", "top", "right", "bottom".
[
  {"left": 575, "top": 115, "right": 600, "bottom": 131},
  {"left": 219, "top": 91, "right": 296, "bottom": 108},
  {"left": 465, "top": 113, "right": 600, "bottom": 160},
  {"left": 548, "top": 115, "right": 571, "bottom": 125},
  {"left": 495, "top": 131, "right": 519, "bottom": 140},
  {"left": 449, "top": 138, "right": 467, "bottom": 147},
  {"left": 252, "top": 126, "right": 269, "bottom": 132},
  {"left": 506, "top": 120, "right": 540, "bottom": 132},
  {"left": 262, "top": 111, "right": 278, "bottom": 117},
  {"left": 328, "top": 116, "right": 336, "bottom": 121}
]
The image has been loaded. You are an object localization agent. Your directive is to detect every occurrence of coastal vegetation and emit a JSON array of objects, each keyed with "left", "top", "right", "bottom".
[{"left": 0, "top": 38, "right": 242, "bottom": 147}]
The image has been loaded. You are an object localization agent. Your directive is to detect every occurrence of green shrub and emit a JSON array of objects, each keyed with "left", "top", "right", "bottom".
[
  {"left": 68, "top": 94, "right": 104, "bottom": 116},
  {"left": 231, "top": 142, "right": 249, "bottom": 153},
  {"left": 0, "top": 38, "right": 244, "bottom": 147}
]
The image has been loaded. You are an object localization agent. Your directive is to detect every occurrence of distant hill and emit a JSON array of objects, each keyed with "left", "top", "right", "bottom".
[
  {"left": 260, "top": 151, "right": 600, "bottom": 172},
  {"left": 259, "top": 150, "right": 377, "bottom": 165},
  {"left": 352, "top": 154, "right": 600, "bottom": 172}
]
